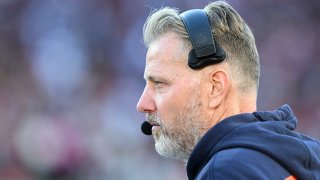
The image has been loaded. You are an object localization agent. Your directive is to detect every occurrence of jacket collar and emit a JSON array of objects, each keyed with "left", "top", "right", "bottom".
[{"left": 186, "top": 113, "right": 256, "bottom": 179}]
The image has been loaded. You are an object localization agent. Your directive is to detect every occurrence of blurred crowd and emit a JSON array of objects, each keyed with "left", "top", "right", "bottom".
[{"left": 0, "top": 0, "right": 319, "bottom": 179}]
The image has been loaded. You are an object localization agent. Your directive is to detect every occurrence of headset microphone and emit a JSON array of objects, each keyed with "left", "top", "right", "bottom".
[{"left": 141, "top": 121, "right": 152, "bottom": 135}]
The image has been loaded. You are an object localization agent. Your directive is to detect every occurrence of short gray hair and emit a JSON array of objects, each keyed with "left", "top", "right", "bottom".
[{"left": 143, "top": 1, "right": 260, "bottom": 93}]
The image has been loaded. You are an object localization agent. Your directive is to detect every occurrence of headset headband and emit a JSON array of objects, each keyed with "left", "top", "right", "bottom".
[{"left": 180, "top": 9, "right": 226, "bottom": 69}]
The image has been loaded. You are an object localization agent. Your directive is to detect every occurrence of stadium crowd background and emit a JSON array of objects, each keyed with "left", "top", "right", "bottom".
[{"left": 0, "top": 0, "right": 319, "bottom": 179}]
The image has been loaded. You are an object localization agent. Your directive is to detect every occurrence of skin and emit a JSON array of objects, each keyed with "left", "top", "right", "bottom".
[{"left": 136, "top": 31, "right": 257, "bottom": 162}]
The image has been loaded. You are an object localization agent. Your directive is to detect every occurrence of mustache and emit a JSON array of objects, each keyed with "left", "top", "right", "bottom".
[{"left": 146, "top": 113, "right": 162, "bottom": 125}]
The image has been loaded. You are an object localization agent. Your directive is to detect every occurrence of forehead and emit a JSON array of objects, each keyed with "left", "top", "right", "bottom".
[{"left": 145, "top": 32, "right": 188, "bottom": 78}]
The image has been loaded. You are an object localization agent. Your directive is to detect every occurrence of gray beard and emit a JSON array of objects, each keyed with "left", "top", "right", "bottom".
[{"left": 148, "top": 97, "right": 209, "bottom": 163}]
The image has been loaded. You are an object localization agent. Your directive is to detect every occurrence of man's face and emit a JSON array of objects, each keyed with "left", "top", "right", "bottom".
[{"left": 137, "top": 32, "right": 209, "bottom": 162}]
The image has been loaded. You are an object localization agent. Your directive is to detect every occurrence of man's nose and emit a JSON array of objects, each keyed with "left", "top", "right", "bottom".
[{"left": 136, "top": 87, "right": 156, "bottom": 113}]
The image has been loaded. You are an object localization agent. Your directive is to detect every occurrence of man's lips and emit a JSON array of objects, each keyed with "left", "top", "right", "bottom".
[{"left": 149, "top": 121, "right": 160, "bottom": 127}]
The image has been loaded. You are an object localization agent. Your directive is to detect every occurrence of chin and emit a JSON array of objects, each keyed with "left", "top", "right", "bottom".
[{"left": 154, "top": 132, "right": 191, "bottom": 162}]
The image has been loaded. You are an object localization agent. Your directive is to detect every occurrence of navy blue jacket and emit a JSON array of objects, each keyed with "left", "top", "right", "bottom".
[{"left": 187, "top": 105, "right": 320, "bottom": 180}]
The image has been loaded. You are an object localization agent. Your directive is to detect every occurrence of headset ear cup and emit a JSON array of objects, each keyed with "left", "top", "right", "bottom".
[{"left": 188, "top": 44, "right": 226, "bottom": 70}]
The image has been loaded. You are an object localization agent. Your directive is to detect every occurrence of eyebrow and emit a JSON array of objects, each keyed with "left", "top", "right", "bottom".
[{"left": 144, "top": 75, "right": 156, "bottom": 82}]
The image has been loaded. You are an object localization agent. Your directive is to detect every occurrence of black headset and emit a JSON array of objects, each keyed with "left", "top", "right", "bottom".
[{"left": 180, "top": 9, "right": 226, "bottom": 69}]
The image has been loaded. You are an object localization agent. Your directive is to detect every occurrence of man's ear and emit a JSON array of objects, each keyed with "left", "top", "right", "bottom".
[{"left": 208, "top": 69, "right": 230, "bottom": 109}]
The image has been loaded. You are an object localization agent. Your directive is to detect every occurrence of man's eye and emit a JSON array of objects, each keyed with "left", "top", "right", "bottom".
[
  {"left": 154, "top": 81, "right": 164, "bottom": 85},
  {"left": 154, "top": 81, "right": 166, "bottom": 89}
]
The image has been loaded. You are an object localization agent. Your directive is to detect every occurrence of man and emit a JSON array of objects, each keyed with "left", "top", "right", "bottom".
[{"left": 136, "top": 1, "right": 320, "bottom": 179}]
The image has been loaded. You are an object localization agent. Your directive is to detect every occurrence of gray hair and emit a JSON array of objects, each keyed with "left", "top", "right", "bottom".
[{"left": 143, "top": 1, "right": 260, "bottom": 93}]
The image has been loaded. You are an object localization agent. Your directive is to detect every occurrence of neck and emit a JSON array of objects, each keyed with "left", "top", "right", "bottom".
[{"left": 209, "top": 92, "right": 257, "bottom": 127}]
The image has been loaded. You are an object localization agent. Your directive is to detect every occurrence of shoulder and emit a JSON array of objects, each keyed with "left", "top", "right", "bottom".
[{"left": 195, "top": 148, "right": 291, "bottom": 180}]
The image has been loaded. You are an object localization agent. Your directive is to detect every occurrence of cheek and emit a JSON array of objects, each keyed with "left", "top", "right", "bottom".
[
  {"left": 155, "top": 94, "right": 178, "bottom": 126},
  {"left": 156, "top": 84, "right": 196, "bottom": 125}
]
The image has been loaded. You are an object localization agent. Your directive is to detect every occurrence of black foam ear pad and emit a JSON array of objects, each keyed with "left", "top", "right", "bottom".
[
  {"left": 188, "top": 43, "right": 226, "bottom": 69},
  {"left": 180, "top": 9, "right": 226, "bottom": 69}
]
